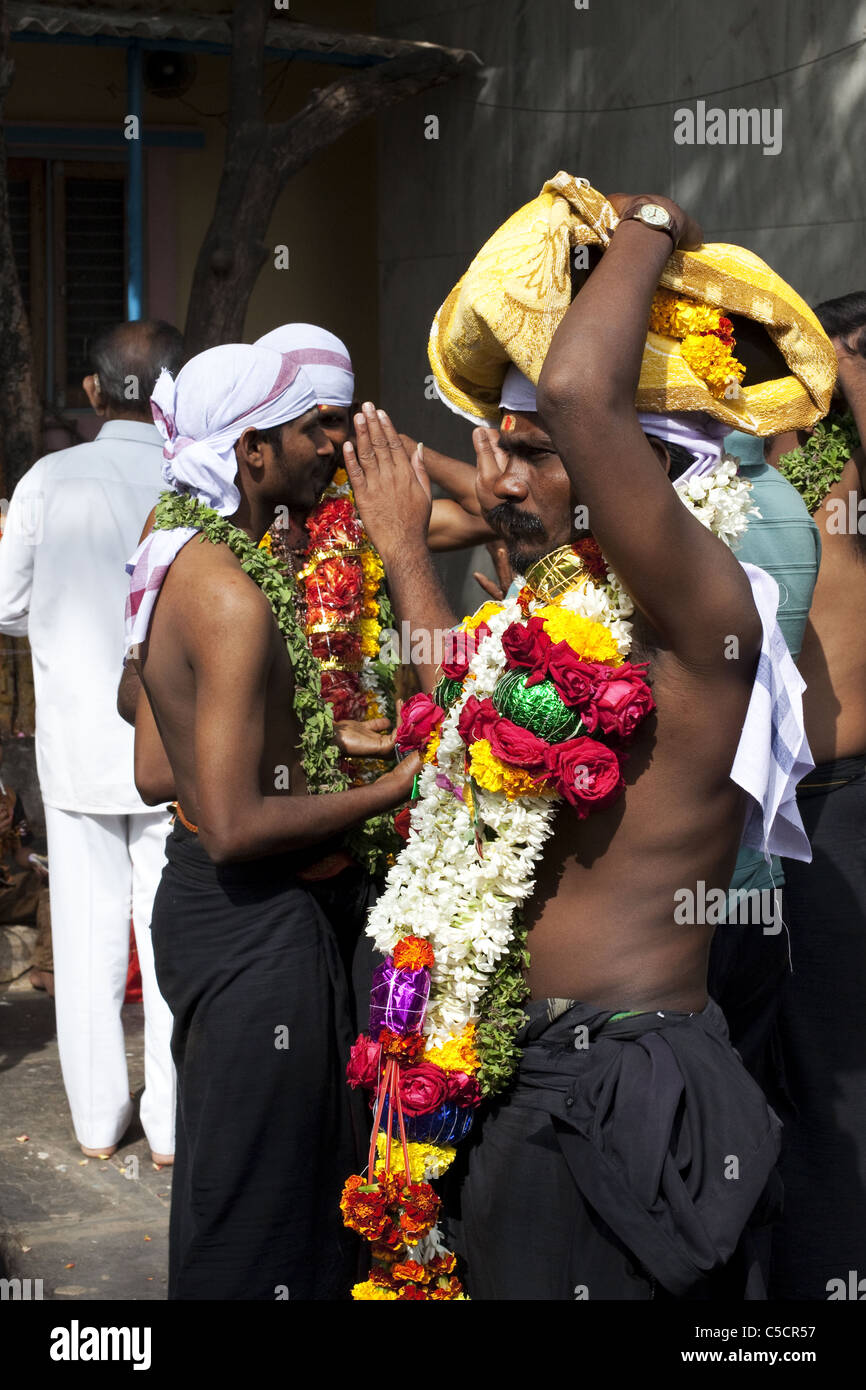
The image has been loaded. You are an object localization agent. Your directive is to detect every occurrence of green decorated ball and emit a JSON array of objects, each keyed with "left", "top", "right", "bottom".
[
  {"left": 491, "top": 668, "right": 583, "bottom": 743},
  {"left": 433, "top": 675, "right": 465, "bottom": 711}
]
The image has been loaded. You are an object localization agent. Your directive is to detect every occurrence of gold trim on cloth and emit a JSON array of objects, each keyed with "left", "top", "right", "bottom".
[
  {"left": 524, "top": 546, "right": 592, "bottom": 601},
  {"left": 306, "top": 617, "right": 362, "bottom": 634},
  {"left": 428, "top": 172, "right": 836, "bottom": 436},
  {"left": 318, "top": 657, "right": 364, "bottom": 672}
]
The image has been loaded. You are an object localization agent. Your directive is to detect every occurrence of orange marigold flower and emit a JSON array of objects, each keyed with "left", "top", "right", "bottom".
[
  {"left": 398, "top": 1181, "right": 441, "bottom": 1239},
  {"left": 393, "top": 936, "right": 435, "bottom": 971},
  {"left": 378, "top": 1027, "right": 425, "bottom": 1063},
  {"left": 391, "top": 1259, "right": 435, "bottom": 1285},
  {"left": 429, "top": 1276, "right": 466, "bottom": 1299}
]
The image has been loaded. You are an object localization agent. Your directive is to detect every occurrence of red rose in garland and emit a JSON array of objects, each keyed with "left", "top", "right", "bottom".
[
  {"left": 485, "top": 716, "right": 551, "bottom": 772},
  {"left": 546, "top": 737, "right": 625, "bottom": 815},
  {"left": 346, "top": 1035, "right": 382, "bottom": 1090},
  {"left": 446, "top": 1071, "right": 482, "bottom": 1107},
  {"left": 545, "top": 645, "right": 608, "bottom": 709},
  {"left": 395, "top": 692, "right": 445, "bottom": 753},
  {"left": 501, "top": 616, "right": 552, "bottom": 680},
  {"left": 442, "top": 622, "right": 491, "bottom": 679},
  {"left": 457, "top": 695, "right": 499, "bottom": 746},
  {"left": 583, "top": 663, "right": 656, "bottom": 741},
  {"left": 398, "top": 1062, "right": 451, "bottom": 1116}
]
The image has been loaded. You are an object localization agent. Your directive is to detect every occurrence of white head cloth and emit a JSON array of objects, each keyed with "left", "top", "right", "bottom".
[
  {"left": 495, "top": 362, "right": 812, "bottom": 859},
  {"left": 255, "top": 323, "right": 355, "bottom": 408},
  {"left": 124, "top": 343, "right": 317, "bottom": 655}
]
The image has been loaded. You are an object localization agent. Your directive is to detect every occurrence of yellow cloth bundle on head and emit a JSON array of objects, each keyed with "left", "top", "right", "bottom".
[{"left": 428, "top": 172, "right": 836, "bottom": 436}]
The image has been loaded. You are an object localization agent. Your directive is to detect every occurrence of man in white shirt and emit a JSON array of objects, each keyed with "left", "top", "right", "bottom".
[{"left": 0, "top": 319, "right": 184, "bottom": 1163}]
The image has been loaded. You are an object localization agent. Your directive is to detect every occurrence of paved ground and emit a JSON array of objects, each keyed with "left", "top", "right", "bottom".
[{"left": 0, "top": 970, "right": 170, "bottom": 1301}]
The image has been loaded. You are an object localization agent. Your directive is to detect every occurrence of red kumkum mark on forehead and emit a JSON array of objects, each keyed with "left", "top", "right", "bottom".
[{"left": 501, "top": 414, "right": 515, "bottom": 432}]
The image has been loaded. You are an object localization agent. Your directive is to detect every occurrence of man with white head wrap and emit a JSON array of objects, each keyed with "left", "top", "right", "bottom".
[
  {"left": 125, "top": 343, "right": 418, "bottom": 1300},
  {"left": 255, "top": 322, "right": 503, "bottom": 570},
  {"left": 255, "top": 322, "right": 356, "bottom": 459}
]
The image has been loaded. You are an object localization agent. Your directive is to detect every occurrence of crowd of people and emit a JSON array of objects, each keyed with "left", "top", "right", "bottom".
[{"left": 0, "top": 175, "right": 863, "bottom": 1302}]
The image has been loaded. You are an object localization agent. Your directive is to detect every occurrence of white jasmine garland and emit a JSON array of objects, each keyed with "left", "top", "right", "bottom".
[{"left": 367, "top": 465, "right": 757, "bottom": 1055}]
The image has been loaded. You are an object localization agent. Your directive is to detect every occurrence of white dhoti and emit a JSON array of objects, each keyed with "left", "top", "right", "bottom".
[{"left": 45, "top": 805, "right": 175, "bottom": 1155}]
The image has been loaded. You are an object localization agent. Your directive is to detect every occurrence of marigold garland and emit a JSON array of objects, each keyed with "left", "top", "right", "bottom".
[{"left": 649, "top": 288, "right": 746, "bottom": 399}]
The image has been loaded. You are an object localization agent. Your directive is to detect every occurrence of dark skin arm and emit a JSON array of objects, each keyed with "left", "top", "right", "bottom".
[
  {"left": 345, "top": 402, "right": 457, "bottom": 692},
  {"left": 398, "top": 434, "right": 496, "bottom": 551},
  {"left": 183, "top": 573, "right": 418, "bottom": 863},
  {"left": 399, "top": 436, "right": 483, "bottom": 513},
  {"left": 536, "top": 194, "right": 762, "bottom": 669},
  {"left": 427, "top": 498, "right": 496, "bottom": 551}
]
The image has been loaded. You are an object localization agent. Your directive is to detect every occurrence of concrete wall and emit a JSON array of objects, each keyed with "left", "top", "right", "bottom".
[{"left": 375, "top": 0, "right": 866, "bottom": 610}]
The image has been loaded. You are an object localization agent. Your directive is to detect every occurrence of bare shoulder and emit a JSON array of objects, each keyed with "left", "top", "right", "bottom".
[{"left": 162, "top": 536, "right": 275, "bottom": 645}]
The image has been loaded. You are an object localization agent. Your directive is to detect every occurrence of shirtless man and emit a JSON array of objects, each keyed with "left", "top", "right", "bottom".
[
  {"left": 344, "top": 194, "right": 817, "bottom": 1299},
  {"left": 772, "top": 293, "right": 866, "bottom": 1299},
  {"left": 126, "top": 343, "right": 417, "bottom": 1300}
]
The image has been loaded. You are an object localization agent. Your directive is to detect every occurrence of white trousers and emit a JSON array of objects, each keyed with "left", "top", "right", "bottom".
[{"left": 44, "top": 806, "right": 176, "bottom": 1154}]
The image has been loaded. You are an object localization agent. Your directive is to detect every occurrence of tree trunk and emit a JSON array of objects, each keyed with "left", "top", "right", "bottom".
[
  {"left": 0, "top": 1, "right": 39, "bottom": 497},
  {"left": 0, "top": 0, "right": 39, "bottom": 735},
  {"left": 185, "top": 3, "right": 474, "bottom": 353}
]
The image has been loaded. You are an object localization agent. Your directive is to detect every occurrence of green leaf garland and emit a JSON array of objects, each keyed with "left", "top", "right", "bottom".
[
  {"left": 778, "top": 410, "right": 861, "bottom": 514},
  {"left": 153, "top": 491, "right": 400, "bottom": 873}
]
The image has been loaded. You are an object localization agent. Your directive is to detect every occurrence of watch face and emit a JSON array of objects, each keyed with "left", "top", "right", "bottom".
[{"left": 639, "top": 203, "right": 671, "bottom": 228}]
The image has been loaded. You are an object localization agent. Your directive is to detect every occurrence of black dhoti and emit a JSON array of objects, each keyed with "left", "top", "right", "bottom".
[
  {"left": 773, "top": 755, "right": 866, "bottom": 1299},
  {"left": 150, "top": 821, "right": 365, "bottom": 1300},
  {"left": 447, "top": 997, "right": 781, "bottom": 1300}
]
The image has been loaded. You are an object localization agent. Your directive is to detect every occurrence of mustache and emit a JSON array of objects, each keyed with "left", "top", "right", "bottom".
[{"left": 483, "top": 502, "right": 546, "bottom": 537}]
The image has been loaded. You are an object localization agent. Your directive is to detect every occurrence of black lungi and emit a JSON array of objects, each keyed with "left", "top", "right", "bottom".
[
  {"left": 150, "top": 820, "right": 365, "bottom": 1300},
  {"left": 773, "top": 754, "right": 866, "bottom": 1299},
  {"left": 447, "top": 997, "right": 781, "bottom": 1300}
]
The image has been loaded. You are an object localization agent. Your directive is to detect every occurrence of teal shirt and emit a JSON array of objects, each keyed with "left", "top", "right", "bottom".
[{"left": 727, "top": 431, "right": 821, "bottom": 896}]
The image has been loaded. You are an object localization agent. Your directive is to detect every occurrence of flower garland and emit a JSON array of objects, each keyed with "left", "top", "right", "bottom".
[
  {"left": 649, "top": 288, "right": 746, "bottom": 399},
  {"left": 265, "top": 466, "right": 401, "bottom": 877},
  {"left": 296, "top": 466, "right": 398, "bottom": 784},
  {"left": 153, "top": 491, "right": 345, "bottom": 793},
  {"left": 341, "top": 458, "right": 758, "bottom": 1299},
  {"left": 778, "top": 409, "right": 861, "bottom": 513}
]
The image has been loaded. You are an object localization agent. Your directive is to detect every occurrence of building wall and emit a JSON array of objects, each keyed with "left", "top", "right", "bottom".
[
  {"left": 375, "top": 0, "right": 866, "bottom": 611},
  {"left": 7, "top": 0, "right": 380, "bottom": 395}
]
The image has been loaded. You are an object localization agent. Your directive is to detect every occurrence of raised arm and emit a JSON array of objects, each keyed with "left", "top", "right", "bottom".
[
  {"left": 427, "top": 498, "right": 496, "bottom": 551},
  {"left": 184, "top": 573, "right": 418, "bottom": 863},
  {"left": 536, "top": 194, "right": 761, "bottom": 670},
  {"left": 399, "top": 435, "right": 483, "bottom": 515},
  {"left": 345, "top": 402, "right": 457, "bottom": 692}
]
